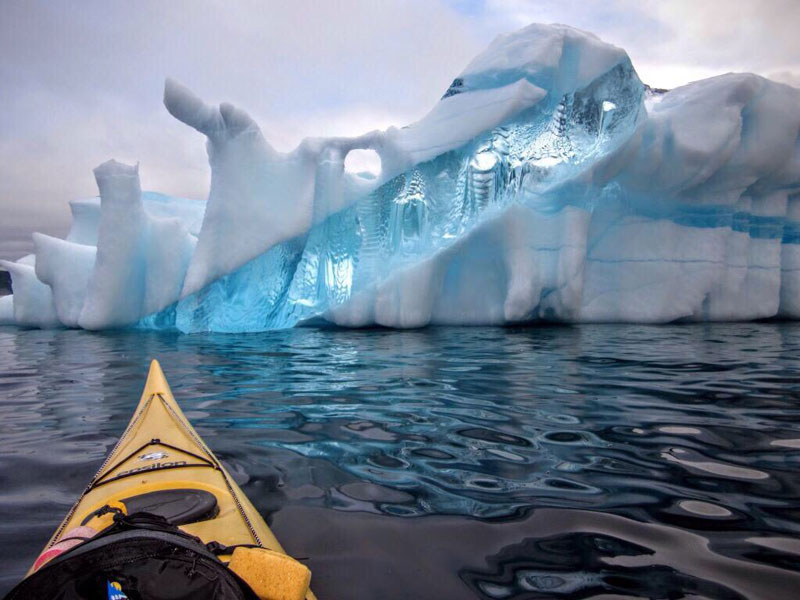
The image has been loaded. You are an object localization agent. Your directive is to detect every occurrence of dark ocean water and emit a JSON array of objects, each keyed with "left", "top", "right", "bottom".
[{"left": 1, "top": 323, "right": 799, "bottom": 599}]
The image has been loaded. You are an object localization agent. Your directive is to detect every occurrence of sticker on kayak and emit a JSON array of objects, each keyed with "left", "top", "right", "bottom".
[
  {"left": 138, "top": 451, "right": 168, "bottom": 461},
  {"left": 117, "top": 460, "right": 188, "bottom": 478},
  {"left": 107, "top": 581, "right": 129, "bottom": 600}
]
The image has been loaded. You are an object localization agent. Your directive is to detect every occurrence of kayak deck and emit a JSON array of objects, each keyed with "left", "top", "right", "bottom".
[{"left": 36, "top": 359, "right": 315, "bottom": 600}]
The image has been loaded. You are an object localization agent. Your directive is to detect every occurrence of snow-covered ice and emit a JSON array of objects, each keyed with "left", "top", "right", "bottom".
[{"left": 2, "top": 24, "right": 799, "bottom": 331}]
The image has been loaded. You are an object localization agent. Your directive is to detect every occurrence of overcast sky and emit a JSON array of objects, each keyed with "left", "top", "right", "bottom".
[{"left": 2, "top": 0, "right": 798, "bottom": 260}]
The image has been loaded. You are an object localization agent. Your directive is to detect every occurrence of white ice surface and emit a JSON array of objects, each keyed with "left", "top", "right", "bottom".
[
  {"left": 3, "top": 23, "right": 799, "bottom": 331},
  {"left": 0, "top": 259, "right": 60, "bottom": 328},
  {"left": 33, "top": 233, "right": 96, "bottom": 327}
]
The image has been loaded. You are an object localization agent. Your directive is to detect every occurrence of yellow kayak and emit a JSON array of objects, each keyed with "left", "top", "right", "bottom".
[{"left": 11, "top": 359, "right": 314, "bottom": 600}]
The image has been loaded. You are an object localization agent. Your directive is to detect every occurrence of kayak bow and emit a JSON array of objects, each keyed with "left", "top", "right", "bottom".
[{"left": 24, "top": 359, "right": 315, "bottom": 600}]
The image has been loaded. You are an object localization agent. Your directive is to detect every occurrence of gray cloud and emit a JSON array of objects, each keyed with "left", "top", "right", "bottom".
[
  {"left": 0, "top": 0, "right": 480, "bottom": 259},
  {"left": 1, "top": 0, "right": 796, "bottom": 261}
]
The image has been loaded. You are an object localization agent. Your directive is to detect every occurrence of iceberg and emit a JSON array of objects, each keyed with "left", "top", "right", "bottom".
[{"left": 2, "top": 23, "right": 799, "bottom": 331}]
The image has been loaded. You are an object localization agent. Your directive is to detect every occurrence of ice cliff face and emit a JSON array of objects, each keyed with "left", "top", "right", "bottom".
[{"left": 2, "top": 23, "right": 800, "bottom": 331}]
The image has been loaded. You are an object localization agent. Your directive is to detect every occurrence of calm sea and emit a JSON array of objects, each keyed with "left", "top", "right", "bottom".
[{"left": 1, "top": 324, "right": 799, "bottom": 599}]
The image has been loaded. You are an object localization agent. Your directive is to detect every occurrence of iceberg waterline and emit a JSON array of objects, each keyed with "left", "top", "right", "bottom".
[{"left": 2, "top": 24, "right": 800, "bottom": 332}]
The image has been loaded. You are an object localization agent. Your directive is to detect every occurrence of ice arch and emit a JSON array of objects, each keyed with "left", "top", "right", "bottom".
[{"left": 2, "top": 24, "right": 799, "bottom": 331}]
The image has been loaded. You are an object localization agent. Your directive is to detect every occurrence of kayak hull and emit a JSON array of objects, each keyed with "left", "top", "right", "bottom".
[{"left": 31, "top": 359, "right": 315, "bottom": 599}]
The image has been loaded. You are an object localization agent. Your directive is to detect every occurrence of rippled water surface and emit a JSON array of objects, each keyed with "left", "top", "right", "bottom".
[{"left": 1, "top": 324, "right": 800, "bottom": 599}]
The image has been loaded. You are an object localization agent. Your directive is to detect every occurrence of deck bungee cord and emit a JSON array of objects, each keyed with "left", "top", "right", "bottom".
[{"left": 4, "top": 360, "right": 313, "bottom": 600}]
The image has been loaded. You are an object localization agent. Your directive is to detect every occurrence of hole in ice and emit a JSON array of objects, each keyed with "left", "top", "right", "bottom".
[
  {"left": 470, "top": 150, "right": 498, "bottom": 171},
  {"left": 344, "top": 148, "right": 382, "bottom": 179}
]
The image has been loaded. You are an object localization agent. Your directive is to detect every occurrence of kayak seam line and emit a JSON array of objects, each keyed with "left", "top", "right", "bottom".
[
  {"left": 48, "top": 394, "right": 155, "bottom": 548},
  {"left": 157, "top": 393, "right": 264, "bottom": 547}
]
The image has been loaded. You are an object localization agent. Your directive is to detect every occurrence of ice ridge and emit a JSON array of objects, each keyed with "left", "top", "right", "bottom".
[{"left": 2, "top": 23, "right": 799, "bottom": 331}]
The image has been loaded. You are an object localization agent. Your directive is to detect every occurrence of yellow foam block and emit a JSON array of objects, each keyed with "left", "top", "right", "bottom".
[{"left": 229, "top": 547, "right": 311, "bottom": 600}]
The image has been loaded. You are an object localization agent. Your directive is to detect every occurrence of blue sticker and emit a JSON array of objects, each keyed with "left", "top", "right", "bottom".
[{"left": 107, "top": 581, "right": 129, "bottom": 600}]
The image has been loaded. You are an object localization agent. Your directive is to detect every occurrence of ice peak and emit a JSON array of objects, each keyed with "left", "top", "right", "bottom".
[{"left": 456, "top": 22, "right": 632, "bottom": 96}]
